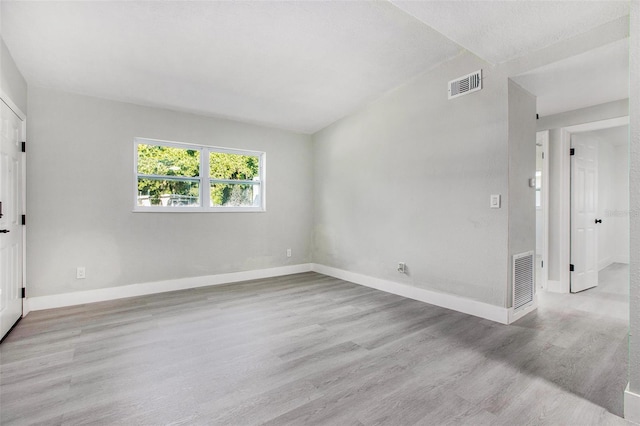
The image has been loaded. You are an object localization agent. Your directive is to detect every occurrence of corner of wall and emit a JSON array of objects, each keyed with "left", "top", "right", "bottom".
[
  {"left": 627, "top": 0, "right": 640, "bottom": 418},
  {"left": 507, "top": 80, "right": 537, "bottom": 309},
  {"left": 626, "top": 384, "right": 640, "bottom": 425},
  {"left": 311, "top": 263, "right": 512, "bottom": 324},
  {"left": 0, "top": 37, "right": 28, "bottom": 113}
]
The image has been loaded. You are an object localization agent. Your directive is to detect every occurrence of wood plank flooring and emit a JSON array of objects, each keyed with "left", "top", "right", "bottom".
[{"left": 0, "top": 268, "right": 631, "bottom": 425}]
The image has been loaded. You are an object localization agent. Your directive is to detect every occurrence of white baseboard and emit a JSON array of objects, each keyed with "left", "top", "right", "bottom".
[
  {"left": 614, "top": 254, "right": 630, "bottom": 264},
  {"left": 22, "top": 294, "right": 31, "bottom": 317},
  {"left": 625, "top": 383, "right": 640, "bottom": 424},
  {"left": 600, "top": 255, "right": 629, "bottom": 270},
  {"left": 599, "top": 256, "right": 614, "bottom": 271},
  {"left": 508, "top": 298, "right": 538, "bottom": 324},
  {"left": 26, "top": 264, "right": 313, "bottom": 312},
  {"left": 311, "top": 263, "right": 516, "bottom": 325},
  {"left": 26, "top": 262, "right": 535, "bottom": 326}
]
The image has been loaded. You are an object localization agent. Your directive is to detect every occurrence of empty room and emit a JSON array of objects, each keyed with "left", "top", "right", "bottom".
[{"left": 1, "top": 1, "right": 640, "bottom": 425}]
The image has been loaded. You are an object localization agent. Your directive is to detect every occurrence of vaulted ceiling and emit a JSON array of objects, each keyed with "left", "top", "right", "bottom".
[{"left": 0, "top": 1, "right": 630, "bottom": 134}]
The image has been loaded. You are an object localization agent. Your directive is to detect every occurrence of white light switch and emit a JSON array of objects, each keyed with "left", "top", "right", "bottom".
[{"left": 490, "top": 194, "right": 501, "bottom": 209}]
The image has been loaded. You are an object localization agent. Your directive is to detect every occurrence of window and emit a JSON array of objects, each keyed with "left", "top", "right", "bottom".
[{"left": 134, "top": 138, "right": 265, "bottom": 212}]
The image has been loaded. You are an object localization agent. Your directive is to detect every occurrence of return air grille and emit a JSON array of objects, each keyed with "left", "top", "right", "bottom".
[
  {"left": 513, "top": 251, "right": 534, "bottom": 312},
  {"left": 448, "top": 69, "right": 482, "bottom": 99}
]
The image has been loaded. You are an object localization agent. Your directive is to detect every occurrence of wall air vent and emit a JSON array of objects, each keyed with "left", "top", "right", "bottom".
[
  {"left": 513, "top": 251, "right": 534, "bottom": 312},
  {"left": 448, "top": 69, "right": 482, "bottom": 100}
]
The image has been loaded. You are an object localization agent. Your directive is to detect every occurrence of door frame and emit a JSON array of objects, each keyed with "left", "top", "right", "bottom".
[
  {"left": 536, "top": 130, "right": 550, "bottom": 290},
  {"left": 553, "top": 116, "right": 629, "bottom": 293},
  {"left": 0, "top": 91, "right": 27, "bottom": 317}
]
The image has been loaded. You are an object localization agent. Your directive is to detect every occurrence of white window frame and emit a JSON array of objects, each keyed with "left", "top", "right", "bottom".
[{"left": 133, "top": 137, "right": 266, "bottom": 213}]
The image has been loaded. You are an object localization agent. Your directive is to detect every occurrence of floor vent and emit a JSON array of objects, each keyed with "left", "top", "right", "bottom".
[
  {"left": 448, "top": 69, "right": 482, "bottom": 100},
  {"left": 513, "top": 251, "right": 534, "bottom": 312}
]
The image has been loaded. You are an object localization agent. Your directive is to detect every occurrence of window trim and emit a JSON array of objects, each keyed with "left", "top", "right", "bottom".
[{"left": 133, "top": 137, "right": 266, "bottom": 213}]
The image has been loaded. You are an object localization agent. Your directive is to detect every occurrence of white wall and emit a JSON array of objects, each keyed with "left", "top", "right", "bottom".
[
  {"left": 312, "top": 51, "right": 535, "bottom": 309},
  {"left": 0, "top": 37, "right": 27, "bottom": 112},
  {"left": 595, "top": 131, "right": 629, "bottom": 268},
  {"left": 598, "top": 135, "right": 617, "bottom": 268},
  {"left": 596, "top": 135, "right": 619, "bottom": 269},
  {"left": 628, "top": 0, "right": 640, "bottom": 403},
  {"left": 26, "top": 86, "right": 313, "bottom": 297},
  {"left": 546, "top": 128, "right": 565, "bottom": 283},
  {"left": 537, "top": 99, "right": 628, "bottom": 132},
  {"left": 507, "top": 80, "right": 537, "bottom": 306},
  {"left": 613, "top": 142, "right": 629, "bottom": 263}
]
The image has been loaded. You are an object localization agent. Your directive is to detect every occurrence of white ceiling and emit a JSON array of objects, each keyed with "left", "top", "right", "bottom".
[
  {"left": 511, "top": 38, "right": 630, "bottom": 117},
  {"left": 0, "top": 1, "right": 631, "bottom": 134},
  {"left": 389, "top": 0, "right": 629, "bottom": 64}
]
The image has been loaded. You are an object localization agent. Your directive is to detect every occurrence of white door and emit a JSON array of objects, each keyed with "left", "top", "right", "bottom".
[
  {"left": 570, "top": 135, "right": 599, "bottom": 293},
  {"left": 0, "top": 99, "right": 24, "bottom": 339}
]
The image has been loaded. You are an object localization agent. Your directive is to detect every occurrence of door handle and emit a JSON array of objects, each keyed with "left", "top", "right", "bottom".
[
  {"left": 0, "top": 229, "right": 9, "bottom": 233},
  {"left": 595, "top": 219, "right": 602, "bottom": 224}
]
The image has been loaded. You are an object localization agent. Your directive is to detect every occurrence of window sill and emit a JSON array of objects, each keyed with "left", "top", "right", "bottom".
[{"left": 132, "top": 207, "right": 266, "bottom": 213}]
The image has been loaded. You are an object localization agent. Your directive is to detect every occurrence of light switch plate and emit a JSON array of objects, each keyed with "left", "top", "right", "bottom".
[{"left": 490, "top": 194, "right": 501, "bottom": 209}]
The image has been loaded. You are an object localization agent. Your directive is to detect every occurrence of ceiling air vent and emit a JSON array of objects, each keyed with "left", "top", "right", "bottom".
[{"left": 448, "top": 69, "right": 482, "bottom": 100}]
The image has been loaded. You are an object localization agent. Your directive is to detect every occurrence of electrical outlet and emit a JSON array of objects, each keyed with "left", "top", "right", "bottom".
[
  {"left": 77, "top": 267, "right": 86, "bottom": 279},
  {"left": 397, "top": 262, "right": 406, "bottom": 273},
  {"left": 286, "top": 248, "right": 292, "bottom": 258}
]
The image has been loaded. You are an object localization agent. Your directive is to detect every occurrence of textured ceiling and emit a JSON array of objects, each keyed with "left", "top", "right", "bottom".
[
  {"left": 1, "top": 1, "right": 462, "bottom": 134},
  {"left": 0, "top": 1, "right": 631, "bottom": 134},
  {"left": 389, "top": 0, "right": 629, "bottom": 64},
  {"left": 511, "top": 38, "right": 629, "bottom": 117}
]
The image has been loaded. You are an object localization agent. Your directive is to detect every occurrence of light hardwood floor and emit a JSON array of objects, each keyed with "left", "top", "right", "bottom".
[{"left": 0, "top": 267, "right": 630, "bottom": 425}]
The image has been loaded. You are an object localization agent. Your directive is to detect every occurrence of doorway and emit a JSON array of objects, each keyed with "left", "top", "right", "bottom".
[
  {"left": 0, "top": 95, "right": 26, "bottom": 341},
  {"left": 538, "top": 117, "right": 629, "bottom": 295},
  {"left": 570, "top": 123, "right": 629, "bottom": 293}
]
